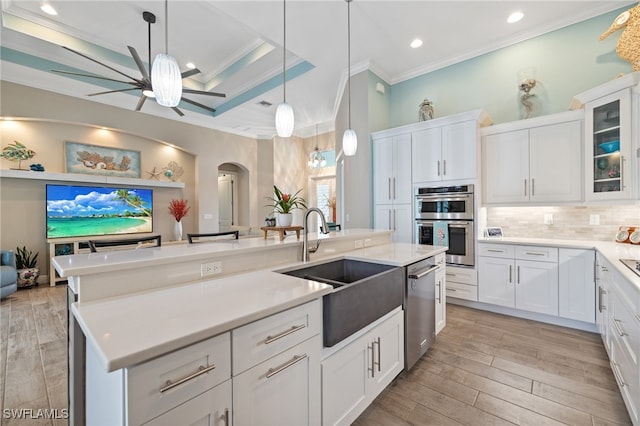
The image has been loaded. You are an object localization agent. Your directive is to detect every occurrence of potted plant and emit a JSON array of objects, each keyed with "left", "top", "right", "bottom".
[
  {"left": 266, "top": 185, "right": 306, "bottom": 227},
  {"left": 15, "top": 246, "right": 39, "bottom": 288}
]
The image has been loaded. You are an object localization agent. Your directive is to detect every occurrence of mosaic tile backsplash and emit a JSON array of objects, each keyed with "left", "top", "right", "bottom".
[{"left": 484, "top": 205, "right": 640, "bottom": 242}]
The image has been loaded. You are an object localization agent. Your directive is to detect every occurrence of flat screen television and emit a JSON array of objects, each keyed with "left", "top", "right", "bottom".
[{"left": 46, "top": 184, "right": 153, "bottom": 239}]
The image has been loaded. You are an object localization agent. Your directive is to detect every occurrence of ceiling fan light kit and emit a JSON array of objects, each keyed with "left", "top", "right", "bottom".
[
  {"left": 275, "top": 0, "right": 294, "bottom": 137},
  {"left": 343, "top": 0, "right": 357, "bottom": 157}
]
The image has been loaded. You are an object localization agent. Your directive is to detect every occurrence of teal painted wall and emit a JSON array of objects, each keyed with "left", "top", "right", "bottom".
[
  {"left": 368, "top": 71, "right": 391, "bottom": 132},
  {"left": 389, "top": 7, "right": 632, "bottom": 127}
]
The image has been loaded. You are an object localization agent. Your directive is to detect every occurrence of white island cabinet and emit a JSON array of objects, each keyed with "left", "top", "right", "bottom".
[{"left": 321, "top": 308, "right": 403, "bottom": 426}]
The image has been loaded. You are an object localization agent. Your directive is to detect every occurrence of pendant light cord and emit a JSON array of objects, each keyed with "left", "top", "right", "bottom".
[
  {"left": 347, "top": 0, "right": 352, "bottom": 128},
  {"left": 283, "top": 0, "right": 287, "bottom": 102},
  {"left": 164, "top": 0, "right": 169, "bottom": 54}
]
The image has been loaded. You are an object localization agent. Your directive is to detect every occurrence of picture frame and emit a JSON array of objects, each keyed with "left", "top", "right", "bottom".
[
  {"left": 484, "top": 227, "right": 503, "bottom": 238},
  {"left": 64, "top": 141, "right": 141, "bottom": 178}
]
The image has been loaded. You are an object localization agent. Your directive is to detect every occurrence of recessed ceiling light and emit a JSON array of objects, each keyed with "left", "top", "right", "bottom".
[
  {"left": 507, "top": 11, "right": 524, "bottom": 23},
  {"left": 410, "top": 38, "right": 423, "bottom": 49},
  {"left": 186, "top": 62, "right": 196, "bottom": 69},
  {"left": 41, "top": 4, "right": 58, "bottom": 15}
]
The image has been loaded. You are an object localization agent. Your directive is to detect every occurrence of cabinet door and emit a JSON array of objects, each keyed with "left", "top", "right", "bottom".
[
  {"left": 529, "top": 121, "right": 582, "bottom": 203},
  {"left": 515, "top": 260, "right": 558, "bottom": 316},
  {"left": 559, "top": 249, "right": 595, "bottom": 323},
  {"left": 482, "top": 130, "right": 529, "bottom": 204},
  {"left": 368, "top": 311, "right": 404, "bottom": 397},
  {"left": 392, "top": 133, "right": 413, "bottom": 204},
  {"left": 321, "top": 334, "right": 369, "bottom": 426},
  {"left": 144, "top": 380, "right": 231, "bottom": 426},
  {"left": 478, "top": 256, "right": 514, "bottom": 308},
  {"left": 392, "top": 204, "right": 413, "bottom": 244},
  {"left": 584, "top": 89, "right": 633, "bottom": 201},
  {"left": 373, "top": 137, "right": 394, "bottom": 205},
  {"left": 435, "top": 267, "right": 446, "bottom": 334},
  {"left": 374, "top": 205, "right": 393, "bottom": 232},
  {"left": 442, "top": 120, "right": 477, "bottom": 181},
  {"left": 412, "top": 127, "right": 442, "bottom": 183},
  {"left": 233, "top": 337, "right": 319, "bottom": 426},
  {"left": 596, "top": 255, "right": 611, "bottom": 353}
]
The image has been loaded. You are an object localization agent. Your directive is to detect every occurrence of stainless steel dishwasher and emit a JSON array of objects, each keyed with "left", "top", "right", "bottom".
[{"left": 405, "top": 258, "right": 438, "bottom": 371}]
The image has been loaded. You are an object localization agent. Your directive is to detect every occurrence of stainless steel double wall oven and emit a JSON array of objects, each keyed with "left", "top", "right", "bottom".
[{"left": 415, "top": 184, "right": 475, "bottom": 267}]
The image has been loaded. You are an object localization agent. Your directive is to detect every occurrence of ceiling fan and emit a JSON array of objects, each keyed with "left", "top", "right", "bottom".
[{"left": 51, "top": 11, "right": 225, "bottom": 117}]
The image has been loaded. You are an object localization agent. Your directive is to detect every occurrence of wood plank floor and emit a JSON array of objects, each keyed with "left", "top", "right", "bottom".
[
  {"left": 355, "top": 304, "right": 631, "bottom": 426},
  {"left": 1, "top": 285, "right": 631, "bottom": 426}
]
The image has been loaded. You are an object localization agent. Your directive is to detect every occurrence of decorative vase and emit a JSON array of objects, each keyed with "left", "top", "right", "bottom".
[
  {"left": 174, "top": 220, "right": 183, "bottom": 241},
  {"left": 276, "top": 213, "right": 293, "bottom": 227},
  {"left": 17, "top": 267, "right": 39, "bottom": 288},
  {"left": 332, "top": 208, "right": 336, "bottom": 223}
]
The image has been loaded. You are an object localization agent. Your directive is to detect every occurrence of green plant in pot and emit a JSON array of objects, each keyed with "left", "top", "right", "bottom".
[
  {"left": 265, "top": 185, "right": 306, "bottom": 227},
  {"left": 16, "top": 246, "right": 39, "bottom": 288}
]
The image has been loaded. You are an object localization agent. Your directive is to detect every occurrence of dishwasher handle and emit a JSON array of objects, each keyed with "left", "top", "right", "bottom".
[{"left": 408, "top": 265, "right": 438, "bottom": 280}]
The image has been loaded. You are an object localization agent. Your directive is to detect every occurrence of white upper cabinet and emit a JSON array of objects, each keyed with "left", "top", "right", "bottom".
[
  {"left": 373, "top": 133, "right": 412, "bottom": 206},
  {"left": 412, "top": 115, "right": 489, "bottom": 184},
  {"left": 481, "top": 110, "right": 583, "bottom": 205}
]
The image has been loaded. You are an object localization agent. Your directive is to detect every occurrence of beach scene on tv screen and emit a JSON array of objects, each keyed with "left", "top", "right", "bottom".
[{"left": 46, "top": 185, "right": 153, "bottom": 239}]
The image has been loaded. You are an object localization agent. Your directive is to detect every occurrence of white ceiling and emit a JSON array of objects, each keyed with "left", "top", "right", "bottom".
[{"left": 0, "top": 0, "right": 632, "bottom": 139}]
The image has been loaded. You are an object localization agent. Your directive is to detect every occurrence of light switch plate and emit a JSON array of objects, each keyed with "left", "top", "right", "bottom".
[
  {"left": 544, "top": 214, "right": 553, "bottom": 225},
  {"left": 589, "top": 214, "right": 600, "bottom": 225}
]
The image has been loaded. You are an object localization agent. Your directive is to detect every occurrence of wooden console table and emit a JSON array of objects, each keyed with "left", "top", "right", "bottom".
[{"left": 260, "top": 226, "right": 302, "bottom": 241}]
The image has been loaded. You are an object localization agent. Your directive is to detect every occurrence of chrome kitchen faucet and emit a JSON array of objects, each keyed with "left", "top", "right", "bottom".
[{"left": 303, "top": 207, "right": 330, "bottom": 262}]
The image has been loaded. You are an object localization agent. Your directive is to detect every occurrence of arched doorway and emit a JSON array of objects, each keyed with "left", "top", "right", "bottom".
[{"left": 218, "top": 163, "right": 249, "bottom": 232}]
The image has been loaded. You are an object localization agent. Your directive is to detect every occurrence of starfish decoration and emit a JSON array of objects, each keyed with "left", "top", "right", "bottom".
[{"left": 145, "top": 166, "right": 162, "bottom": 180}]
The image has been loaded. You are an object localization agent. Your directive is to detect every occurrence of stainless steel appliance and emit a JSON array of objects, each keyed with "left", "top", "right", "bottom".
[
  {"left": 415, "top": 185, "right": 475, "bottom": 267},
  {"left": 405, "top": 258, "right": 438, "bottom": 370}
]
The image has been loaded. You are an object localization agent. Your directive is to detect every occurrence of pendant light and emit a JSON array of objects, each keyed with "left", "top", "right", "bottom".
[
  {"left": 308, "top": 124, "right": 327, "bottom": 169},
  {"left": 152, "top": 0, "right": 182, "bottom": 107},
  {"left": 343, "top": 0, "right": 357, "bottom": 156},
  {"left": 275, "top": 0, "right": 294, "bottom": 137}
]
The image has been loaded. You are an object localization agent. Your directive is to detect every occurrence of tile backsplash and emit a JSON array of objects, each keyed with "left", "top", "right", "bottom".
[{"left": 483, "top": 205, "right": 640, "bottom": 241}]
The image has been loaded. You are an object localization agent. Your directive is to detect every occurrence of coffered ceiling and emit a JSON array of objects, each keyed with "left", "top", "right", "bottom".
[{"left": 0, "top": 1, "right": 631, "bottom": 138}]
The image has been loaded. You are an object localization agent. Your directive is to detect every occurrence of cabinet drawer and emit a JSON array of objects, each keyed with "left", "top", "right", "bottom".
[
  {"left": 233, "top": 299, "right": 321, "bottom": 375},
  {"left": 446, "top": 265, "right": 477, "bottom": 285},
  {"left": 446, "top": 282, "right": 478, "bottom": 301},
  {"left": 611, "top": 290, "right": 639, "bottom": 367},
  {"left": 611, "top": 333, "right": 640, "bottom": 424},
  {"left": 127, "top": 332, "right": 231, "bottom": 426},
  {"left": 515, "top": 245, "right": 558, "bottom": 263},
  {"left": 478, "top": 244, "right": 514, "bottom": 258},
  {"left": 613, "top": 268, "right": 639, "bottom": 313}
]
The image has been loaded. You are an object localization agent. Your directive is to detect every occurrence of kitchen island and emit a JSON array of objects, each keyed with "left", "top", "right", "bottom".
[{"left": 53, "top": 229, "right": 446, "bottom": 425}]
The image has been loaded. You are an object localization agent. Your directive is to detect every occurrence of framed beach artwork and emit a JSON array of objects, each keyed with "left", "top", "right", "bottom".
[{"left": 64, "top": 141, "right": 141, "bottom": 178}]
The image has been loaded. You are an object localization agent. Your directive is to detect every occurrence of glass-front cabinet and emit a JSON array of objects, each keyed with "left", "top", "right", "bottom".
[{"left": 584, "top": 88, "right": 633, "bottom": 201}]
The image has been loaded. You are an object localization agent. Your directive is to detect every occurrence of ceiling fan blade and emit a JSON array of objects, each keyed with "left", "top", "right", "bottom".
[
  {"left": 181, "top": 68, "right": 201, "bottom": 79},
  {"left": 51, "top": 69, "right": 137, "bottom": 85},
  {"left": 89, "top": 88, "right": 141, "bottom": 96},
  {"left": 127, "top": 46, "right": 150, "bottom": 80},
  {"left": 62, "top": 46, "right": 142, "bottom": 84},
  {"left": 181, "top": 97, "right": 216, "bottom": 113},
  {"left": 172, "top": 107, "right": 185, "bottom": 117},
  {"left": 135, "top": 95, "right": 147, "bottom": 111},
  {"left": 182, "top": 88, "right": 226, "bottom": 98}
]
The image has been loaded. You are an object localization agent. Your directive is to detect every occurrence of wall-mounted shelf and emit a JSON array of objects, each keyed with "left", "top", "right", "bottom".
[{"left": 0, "top": 169, "right": 185, "bottom": 188}]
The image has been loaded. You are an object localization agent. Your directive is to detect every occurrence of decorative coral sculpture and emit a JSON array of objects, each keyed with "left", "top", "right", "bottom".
[
  {"left": 600, "top": 3, "right": 640, "bottom": 71},
  {"left": 0, "top": 141, "right": 36, "bottom": 170}
]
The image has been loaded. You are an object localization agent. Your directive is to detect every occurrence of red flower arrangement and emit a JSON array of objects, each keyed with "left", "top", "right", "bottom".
[{"left": 168, "top": 199, "right": 190, "bottom": 222}]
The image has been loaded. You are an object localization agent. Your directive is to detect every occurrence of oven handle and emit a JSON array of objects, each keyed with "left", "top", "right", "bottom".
[
  {"left": 416, "top": 196, "right": 472, "bottom": 202},
  {"left": 447, "top": 221, "right": 471, "bottom": 227}
]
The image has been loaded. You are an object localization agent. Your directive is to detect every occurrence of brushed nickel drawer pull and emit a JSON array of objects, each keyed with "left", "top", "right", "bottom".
[
  {"left": 266, "top": 354, "right": 307, "bottom": 378},
  {"left": 265, "top": 323, "right": 306, "bottom": 344},
  {"left": 613, "top": 318, "right": 627, "bottom": 337},
  {"left": 159, "top": 364, "right": 216, "bottom": 393},
  {"left": 635, "top": 314, "right": 640, "bottom": 323},
  {"left": 368, "top": 343, "right": 375, "bottom": 377},
  {"left": 374, "top": 337, "right": 381, "bottom": 372},
  {"left": 487, "top": 249, "right": 504, "bottom": 253},
  {"left": 446, "top": 288, "right": 457, "bottom": 292},
  {"left": 524, "top": 251, "right": 546, "bottom": 256},
  {"left": 611, "top": 360, "right": 625, "bottom": 387}
]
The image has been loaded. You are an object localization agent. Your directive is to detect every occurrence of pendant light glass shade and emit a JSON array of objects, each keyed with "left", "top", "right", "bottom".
[
  {"left": 152, "top": 53, "right": 182, "bottom": 107},
  {"left": 275, "top": 101, "right": 294, "bottom": 137},
  {"left": 343, "top": 128, "right": 357, "bottom": 156}
]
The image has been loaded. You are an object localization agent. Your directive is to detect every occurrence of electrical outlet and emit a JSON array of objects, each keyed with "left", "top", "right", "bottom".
[
  {"left": 544, "top": 214, "right": 553, "bottom": 225},
  {"left": 589, "top": 214, "right": 600, "bottom": 225},
  {"left": 201, "top": 261, "right": 222, "bottom": 277},
  {"left": 354, "top": 240, "right": 363, "bottom": 248},
  {"left": 364, "top": 238, "right": 373, "bottom": 247}
]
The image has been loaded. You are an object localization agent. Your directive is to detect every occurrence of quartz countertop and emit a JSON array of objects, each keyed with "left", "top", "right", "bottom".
[
  {"left": 478, "top": 236, "right": 640, "bottom": 290},
  {"left": 72, "top": 241, "right": 445, "bottom": 372}
]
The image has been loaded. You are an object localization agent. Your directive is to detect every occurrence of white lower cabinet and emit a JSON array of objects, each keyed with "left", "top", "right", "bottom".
[
  {"left": 558, "top": 248, "right": 595, "bottom": 323},
  {"left": 478, "top": 244, "right": 559, "bottom": 316},
  {"left": 374, "top": 204, "right": 413, "bottom": 243},
  {"left": 445, "top": 265, "right": 478, "bottom": 302},
  {"left": 321, "top": 310, "right": 404, "bottom": 426},
  {"left": 596, "top": 254, "right": 612, "bottom": 354},
  {"left": 144, "top": 380, "right": 231, "bottom": 426}
]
